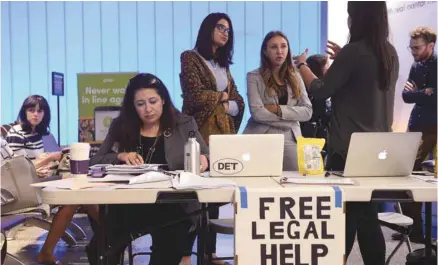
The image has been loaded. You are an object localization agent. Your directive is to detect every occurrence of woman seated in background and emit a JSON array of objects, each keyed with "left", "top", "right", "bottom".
[
  {"left": 299, "top": 54, "right": 332, "bottom": 155},
  {"left": 87, "top": 73, "right": 209, "bottom": 265},
  {"left": 6, "top": 95, "right": 62, "bottom": 176},
  {"left": 5, "top": 95, "right": 98, "bottom": 265},
  {"left": 243, "top": 31, "right": 312, "bottom": 171}
]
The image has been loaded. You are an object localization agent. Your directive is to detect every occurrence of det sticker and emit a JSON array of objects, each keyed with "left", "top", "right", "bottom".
[{"left": 213, "top": 158, "right": 244, "bottom": 175}]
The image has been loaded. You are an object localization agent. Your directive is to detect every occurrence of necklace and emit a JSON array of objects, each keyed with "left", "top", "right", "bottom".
[
  {"left": 144, "top": 135, "right": 160, "bottom": 164},
  {"left": 137, "top": 128, "right": 161, "bottom": 164}
]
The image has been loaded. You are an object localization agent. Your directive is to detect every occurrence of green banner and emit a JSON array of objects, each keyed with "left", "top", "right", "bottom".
[{"left": 77, "top": 72, "right": 137, "bottom": 143}]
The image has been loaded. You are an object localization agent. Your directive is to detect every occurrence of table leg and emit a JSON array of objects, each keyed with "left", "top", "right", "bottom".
[
  {"left": 197, "top": 203, "right": 207, "bottom": 265},
  {"left": 97, "top": 204, "right": 108, "bottom": 265},
  {"left": 424, "top": 202, "right": 432, "bottom": 259}
]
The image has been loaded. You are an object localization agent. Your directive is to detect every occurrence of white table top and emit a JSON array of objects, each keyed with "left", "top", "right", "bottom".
[
  {"left": 274, "top": 172, "right": 438, "bottom": 202},
  {"left": 39, "top": 177, "right": 281, "bottom": 205},
  {"left": 38, "top": 172, "right": 437, "bottom": 205}
]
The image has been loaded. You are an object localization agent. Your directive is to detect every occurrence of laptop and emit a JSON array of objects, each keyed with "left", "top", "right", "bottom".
[
  {"left": 209, "top": 134, "right": 284, "bottom": 177},
  {"left": 332, "top": 132, "right": 422, "bottom": 177}
]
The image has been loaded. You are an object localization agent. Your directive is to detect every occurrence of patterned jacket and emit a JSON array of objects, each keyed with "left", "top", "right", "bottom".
[{"left": 179, "top": 50, "right": 245, "bottom": 143}]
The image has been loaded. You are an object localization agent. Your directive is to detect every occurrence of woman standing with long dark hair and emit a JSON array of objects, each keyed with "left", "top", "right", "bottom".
[
  {"left": 180, "top": 12, "right": 245, "bottom": 265},
  {"left": 295, "top": 2, "right": 399, "bottom": 264}
]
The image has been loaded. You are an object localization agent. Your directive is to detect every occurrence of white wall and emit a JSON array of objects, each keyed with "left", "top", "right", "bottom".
[
  {"left": 327, "top": 1, "right": 437, "bottom": 132},
  {"left": 327, "top": 1, "right": 348, "bottom": 48},
  {"left": 386, "top": 1, "right": 437, "bottom": 132}
]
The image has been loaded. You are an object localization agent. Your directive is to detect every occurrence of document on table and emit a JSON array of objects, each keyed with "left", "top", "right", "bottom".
[
  {"left": 172, "top": 172, "right": 236, "bottom": 190},
  {"left": 105, "top": 164, "right": 165, "bottom": 175},
  {"left": 31, "top": 179, "right": 115, "bottom": 190},
  {"left": 411, "top": 174, "right": 438, "bottom": 184},
  {"left": 89, "top": 171, "right": 173, "bottom": 184},
  {"left": 280, "top": 176, "right": 355, "bottom": 185},
  {"left": 109, "top": 180, "right": 173, "bottom": 190}
]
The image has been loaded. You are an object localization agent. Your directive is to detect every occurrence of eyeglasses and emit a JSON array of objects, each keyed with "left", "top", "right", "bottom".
[
  {"left": 407, "top": 44, "right": 426, "bottom": 52},
  {"left": 216, "top": 24, "right": 230, "bottom": 34}
]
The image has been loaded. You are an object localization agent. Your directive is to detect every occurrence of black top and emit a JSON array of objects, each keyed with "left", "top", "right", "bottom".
[
  {"left": 309, "top": 40, "right": 400, "bottom": 158},
  {"left": 278, "top": 84, "right": 288, "bottom": 105},
  {"left": 402, "top": 54, "right": 437, "bottom": 130},
  {"left": 139, "top": 135, "right": 167, "bottom": 164}
]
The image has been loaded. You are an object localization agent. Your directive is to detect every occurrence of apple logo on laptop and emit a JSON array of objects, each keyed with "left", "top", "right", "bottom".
[
  {"left": 242, "top": 152, "right": 251, "bottom": 162},
  {"left": 378, "top": 150, "right": 388, "bottom": 160}
]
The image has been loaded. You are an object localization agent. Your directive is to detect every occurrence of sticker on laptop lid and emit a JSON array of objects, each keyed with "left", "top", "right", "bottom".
[{"left": 212, "top": 158, "right": 244, "bottom": 175}]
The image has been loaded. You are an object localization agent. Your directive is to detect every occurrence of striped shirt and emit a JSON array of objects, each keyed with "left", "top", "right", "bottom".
[{"left": 5, "top": 124, "right": 44, "bottom": 160}]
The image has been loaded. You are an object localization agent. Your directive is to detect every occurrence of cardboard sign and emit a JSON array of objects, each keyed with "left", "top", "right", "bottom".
[{"left": 235, "top": 186, "right": 345, "bottom": 265}]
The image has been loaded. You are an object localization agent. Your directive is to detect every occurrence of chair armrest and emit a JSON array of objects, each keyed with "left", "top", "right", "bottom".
[{"left": 0, "top": 189, "right": 16, "bottom": 206}]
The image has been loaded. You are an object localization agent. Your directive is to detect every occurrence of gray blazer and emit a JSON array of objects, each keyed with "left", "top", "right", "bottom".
[
  {"left": 90, "top": 114, "right": 209, "bottom": 168},
  {"left": 243, "top": 68, "right": 313, "bottom": 139}
]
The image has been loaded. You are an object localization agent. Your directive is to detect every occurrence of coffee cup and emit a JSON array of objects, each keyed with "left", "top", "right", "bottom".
[{"left": 69, "top": 142, "right": 90, "bottom": 179}]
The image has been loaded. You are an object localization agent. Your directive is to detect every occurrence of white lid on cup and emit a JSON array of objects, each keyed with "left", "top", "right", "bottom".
[{"left": 70, "top": 142, "right": 91, "bottom": 150}]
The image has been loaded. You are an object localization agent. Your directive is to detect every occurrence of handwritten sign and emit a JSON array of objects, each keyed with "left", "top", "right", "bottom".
[{"left": 234, "top": 186, "right": 345, "bottom": 265}]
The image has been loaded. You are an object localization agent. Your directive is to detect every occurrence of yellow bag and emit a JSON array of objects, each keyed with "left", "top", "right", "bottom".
[{"left": 297, "top": 137, "right": 325, "bottom": 175}]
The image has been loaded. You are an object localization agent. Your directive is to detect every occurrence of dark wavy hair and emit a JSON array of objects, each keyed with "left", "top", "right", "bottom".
[
  {"left": 112, "top": 73, "right": 180, "bottom": 151},
  {"left": 195, "top": 12, "right": 234, "bottom": 68},
  {"left": 306, "top": 54, "right": 328, "bottom": 79},
  {"left": 260, "top": 31, "right": 301, "bottom": 99},
  {"left": 17, "top": 95, "right": 51, "bottom": 135},
  {"left": 347, "top": 1, "right": 394, "bottom": 91}
]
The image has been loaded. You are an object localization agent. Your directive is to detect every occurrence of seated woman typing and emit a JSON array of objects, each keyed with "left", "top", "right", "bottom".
[{"left": 87, "top": 73, "right": 209, "bottom": 265}]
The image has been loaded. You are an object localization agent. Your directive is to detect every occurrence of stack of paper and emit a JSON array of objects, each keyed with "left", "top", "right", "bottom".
[
  {"left": 89, "top": 171, "right": 174, "bottom": 184},
  {"left": 89, "top": 164, "right": 112, "bottom": 170},
  {"left": 172, "top": 172, "right": 236, "bottom": 190},
  {"left": 281, "top": 177, "right": 355, "bottom": 185},
  {"left": 105, "top": 164, "right": 165, "bottom": 175}
]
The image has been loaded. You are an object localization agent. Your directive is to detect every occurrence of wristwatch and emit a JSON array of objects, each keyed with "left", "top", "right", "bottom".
[{"left": 297, "top": 62, "right": 308, "bottom": 69}]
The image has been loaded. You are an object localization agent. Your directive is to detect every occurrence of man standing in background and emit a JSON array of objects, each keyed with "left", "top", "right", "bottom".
[{"left": 397, "top": 26, "right": 437, "bottom": 243}]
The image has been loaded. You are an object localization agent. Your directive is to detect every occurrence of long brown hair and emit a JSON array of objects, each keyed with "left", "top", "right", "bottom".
[{"left": 260, "top": 31, "right": 301, "bottom": 99}]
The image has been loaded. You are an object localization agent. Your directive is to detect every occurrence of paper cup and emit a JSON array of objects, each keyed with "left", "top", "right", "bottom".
[{"left": 70, "top": 142, "right": 90, "bottom": 179}]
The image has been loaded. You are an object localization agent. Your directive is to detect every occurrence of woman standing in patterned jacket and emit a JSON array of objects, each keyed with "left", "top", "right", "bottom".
[{"left": 179, "top": 12, "right": 244, "bottom": 265}]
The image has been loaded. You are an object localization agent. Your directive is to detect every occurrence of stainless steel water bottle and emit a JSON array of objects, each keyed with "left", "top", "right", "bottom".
[{"left": 184, "top": 131, "right": 200, "bottom": 175}]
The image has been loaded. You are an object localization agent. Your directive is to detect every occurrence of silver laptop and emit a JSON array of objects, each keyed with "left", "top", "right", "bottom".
[
  {"left": 209, "top": 134, "right": 284, "bottom": 177},
  {"left": 335, "top": 132, "right": 422, "bottom": 177}
]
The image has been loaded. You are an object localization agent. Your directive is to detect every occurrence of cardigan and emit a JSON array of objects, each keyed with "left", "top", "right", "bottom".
[{"left": 179, "top": 50, "right": 245, "bottom": 143}]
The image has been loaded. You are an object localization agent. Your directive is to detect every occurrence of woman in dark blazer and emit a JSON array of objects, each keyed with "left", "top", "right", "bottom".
[
  {"left": 87, "top": 73, "right": 209, "bottom": 265},
  {"left": 295, "top": 2, "right": 399, "bottom": 265}
]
